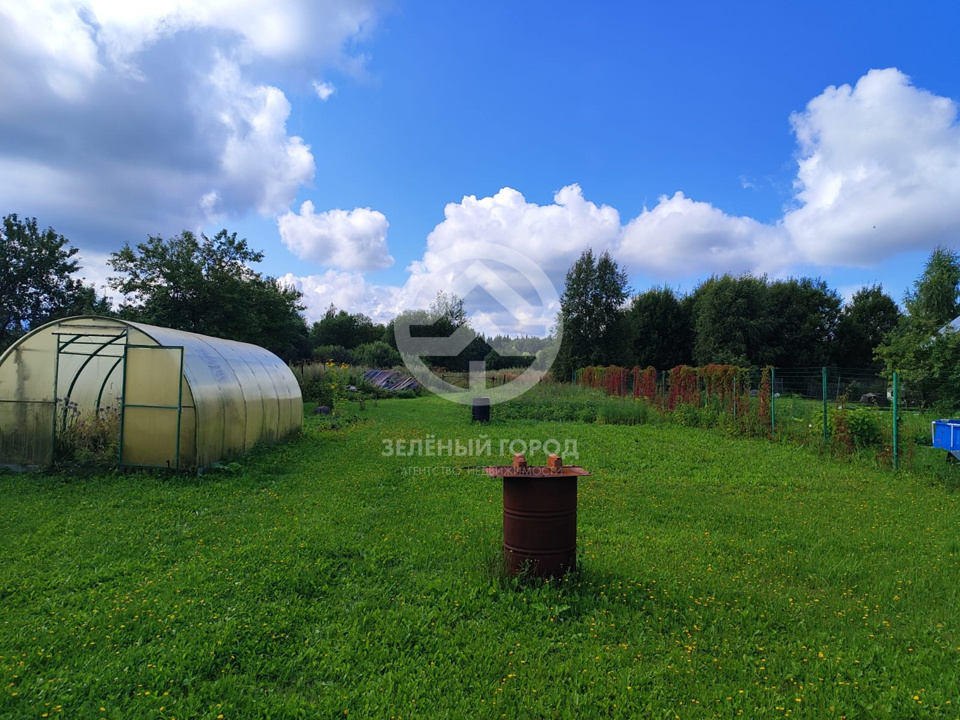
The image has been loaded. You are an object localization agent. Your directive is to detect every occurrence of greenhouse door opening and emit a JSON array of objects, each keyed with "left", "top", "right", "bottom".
[
  {"left": 53, "top": 326, "right": 127, "bottom": 467},
  {"left": 120, "top": 346, "right": 184, "bottom": 469}
]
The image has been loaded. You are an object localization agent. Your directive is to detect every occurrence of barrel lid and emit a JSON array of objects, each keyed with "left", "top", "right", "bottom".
[{"left": 483, "top": 453, "right": 590, "bottom": 478}]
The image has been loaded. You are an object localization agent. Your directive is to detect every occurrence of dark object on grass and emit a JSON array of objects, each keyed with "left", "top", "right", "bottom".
[
  {"left": 859, "top": 393, "right": 889, "bottom": 407},
  {"left": 313, "top": 405, "right": 332, "bottom": 415},
  {"left": 484, "top": 454, "right": 590, "bottom": 578},
  {"left": 472, "top": 396, "right": 490, "bottom": 422}
]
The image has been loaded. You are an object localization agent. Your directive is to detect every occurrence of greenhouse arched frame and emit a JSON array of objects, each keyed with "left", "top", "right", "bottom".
[{"left": 0, "top": 317, "right": 302, "bottom": 470}]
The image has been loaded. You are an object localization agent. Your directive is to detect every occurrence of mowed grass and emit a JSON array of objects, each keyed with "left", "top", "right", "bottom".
[{"left": 2, "top": 396, "right": 960, "bottom": 719}]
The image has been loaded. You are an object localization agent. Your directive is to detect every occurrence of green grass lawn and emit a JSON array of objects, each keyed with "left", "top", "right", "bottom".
[{"left": 2, "top": 395, "right": 960, "bottom": 719}]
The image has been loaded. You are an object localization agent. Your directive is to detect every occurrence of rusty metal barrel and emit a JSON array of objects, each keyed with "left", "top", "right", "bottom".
[{"left": 485, "top": 454, "right": 590, "bottom": 577}]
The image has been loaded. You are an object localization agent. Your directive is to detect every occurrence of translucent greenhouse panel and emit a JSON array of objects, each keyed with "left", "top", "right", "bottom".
[
  {"left": 0, "top": 401, "right": 54, "bottom": 467},
  {"left": 120, "top": 407, "right": 180, "bottom": 468},
  {"left": 0, "top": 332, "right": 57, "bottom": 402},
  {"left": 259, "top": 386, "right": 280, "bottom": 444},
  {"left": 255, "top": 358, "right": 284, "bottom": 442},
  {"left": 180, "top": 343, "right": 226, "bottom": 467},
  {"left": 129, "top": 320, "right": 302, "bottom": 466},
  {"left": 120, "top": 346, "right": 183, "bottom": 468},
  {"left": 123, "top": 347, "right": 181, "bottom": 407},
  {"left": 226, "top": 352, "right": 263, "bottom": 451},
  {"left": 263, "top": 360, "right": 301, "bottom": 437},
  {"left": 178, "top": 406, "right": 196, "bottom": 467},
  {"left": 55, "top": 348, "right": 124, "bottom": 412},
  {"left": 212, "top": 354, "right": 246, "bottom": 460}
]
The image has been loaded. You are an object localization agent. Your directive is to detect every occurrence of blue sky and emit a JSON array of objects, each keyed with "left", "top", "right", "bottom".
[{"left": 3, "top": 1, "right": 960, "bottom": 332}]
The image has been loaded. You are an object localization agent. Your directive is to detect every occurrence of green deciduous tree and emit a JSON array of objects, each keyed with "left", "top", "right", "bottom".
[
  {"left": 1, "top": 214, "right": 109, "bottom": 351},
  {"left": 309, "top": 306, "right": 384, "bottom": 350},
  {"left": 354, "top": 341, "right": 402, "bottom": 368},
  {"left": 903, "top": 245, "right": 960, "bottom": 328},
  {"left": 624, "top": 286, "right": 692, "bottom": 369},
  {"left": 684, "top": 274, "right": 842, "bottom": 368},
  {"left": 688, "top": 274, "right": 770, "bottom": 366},
  {"left": 387, "top": 293, "right": 492, "bottom": 372},
  {"left": 108, "top": 230, "right": 309, "bottom": 361},
  {"left": 429, "top": 291, "right": 467, "bottom": 328},
  {"left": 765, "top": 277, "right": 841, "bottom": 368},
  {"left": 554, "top": 249, "right": 630, "bottom": 380},
  {"left": 421, "top": 291, "right": 490, "bottom": 372},
  {"left": 877, "top": 246, "right": 960, "bottom": 408},
  {"left": 833, "top": 284, "right": 900, "bottom": 368}
]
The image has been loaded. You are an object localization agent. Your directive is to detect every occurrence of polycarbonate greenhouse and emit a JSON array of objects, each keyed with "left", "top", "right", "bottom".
[{"left": 0, "top": 316, "right": 302, "bottom": 470}]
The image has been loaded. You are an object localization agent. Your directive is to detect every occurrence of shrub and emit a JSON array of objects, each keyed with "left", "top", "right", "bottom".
[
  {"left": 292, "top": 362, "right": 353, "bottom": 407},
  {"left": 846, "top": 408, "right": 883, "bottom": 448},
  {"left": 813, "top": 405, "right": 884, "bottom": 449},
  {"left": 672, "top": 402, "right": 702, "bottom": 427},
  {"left": 354, "top": 341, "right": 401, "bottom": 368},
  {"left": 596, "top": 399, "right": 650, "bottom": 426},
  {"left": 484, "top": 351, "right": 535, "bottom": 371},
  {"left": 932, "top": 399, "right": 958, "bottom": 418},
  {"left": 313, "top": 345, "right": 355, "bottom": 364},
  {"left": 299, "top": 378, "right": 335, "bottom": 407}
]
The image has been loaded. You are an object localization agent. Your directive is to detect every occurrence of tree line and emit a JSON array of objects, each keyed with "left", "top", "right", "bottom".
[
  {"left": 6, "top": 213, "right": 960, "bottom": 407},
  {"left": 554, "top": 247, "right": 960, "bottom": 408}
]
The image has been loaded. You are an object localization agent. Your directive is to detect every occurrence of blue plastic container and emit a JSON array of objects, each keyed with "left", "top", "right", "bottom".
[{"left": 932, "top": 419, "right": 960, "bottom": 459}]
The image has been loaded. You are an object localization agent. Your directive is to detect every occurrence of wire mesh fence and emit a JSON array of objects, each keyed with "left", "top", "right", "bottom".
[{"left": 573, "top": 364, "right": 929, "bottom": 470}]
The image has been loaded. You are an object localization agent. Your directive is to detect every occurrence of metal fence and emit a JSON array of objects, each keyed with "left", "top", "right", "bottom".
[{"left": 575, "top": 365, "right": 905, "bottom": 469}]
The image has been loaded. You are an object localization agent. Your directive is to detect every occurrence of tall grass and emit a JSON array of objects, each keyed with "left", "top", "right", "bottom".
[
  {"left": 596, "top": 397, "right": 650, "bottom": 425},
  {"left": 497, "top": 382, "right": 944, "bottom": 469},
  {"left": 53, "top": 399, "right": 121, "bottom": 467},
  {"left": 493, "top": 382, "right": 606, "bottom": 422}
]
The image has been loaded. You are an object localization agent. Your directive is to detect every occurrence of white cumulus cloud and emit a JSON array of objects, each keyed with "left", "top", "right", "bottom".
[
  {"left": 617, "top": 191, "right": 793, "bottom": 276},
  {"left": 603, "top": 69, "right": 960, "bottom": 279},
  {"left": 422, "top": 184, "right": 621, "bottom": 281},
  {"left": 278, "top": 201, "right": 393, "bottom": 271},
  {"left": 207, "top": 55, "right": 315, "bottom": 217},
  {"left": 279, "top": 270, "right": 401, "bottom": 324},
  {"left": 385, "top": 186, "right": 610, "bottom": 336},
  {"left": 785, "top": 68, "right": 960, "bottom": 265},
  {"left": 297, "top": 68, "right": 960, "bottom": 332},
  {"left": 313, "top": 80, "right": 336, "bottom": 100},
  {"left": 18, "top": 0, "right": 382, "bottom": 73},
  {"left": 0, "top": 0, "right": 384, "bottom": 252}
]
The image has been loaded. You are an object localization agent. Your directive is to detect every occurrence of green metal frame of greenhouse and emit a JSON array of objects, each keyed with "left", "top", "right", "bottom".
[{"left": 0, "top": 316, "right": 301, "bottom": 470}]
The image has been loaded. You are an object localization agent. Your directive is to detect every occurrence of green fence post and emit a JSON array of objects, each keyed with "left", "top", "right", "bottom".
[
  {"left": 893, "top": 370, "right": 899, "bottom": 471},
  {"left": 822, "top": 367, "right": 829, "bottom": 447},
  {"left": 770, "top": 367, "right": 776, "bottom": 436}
]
